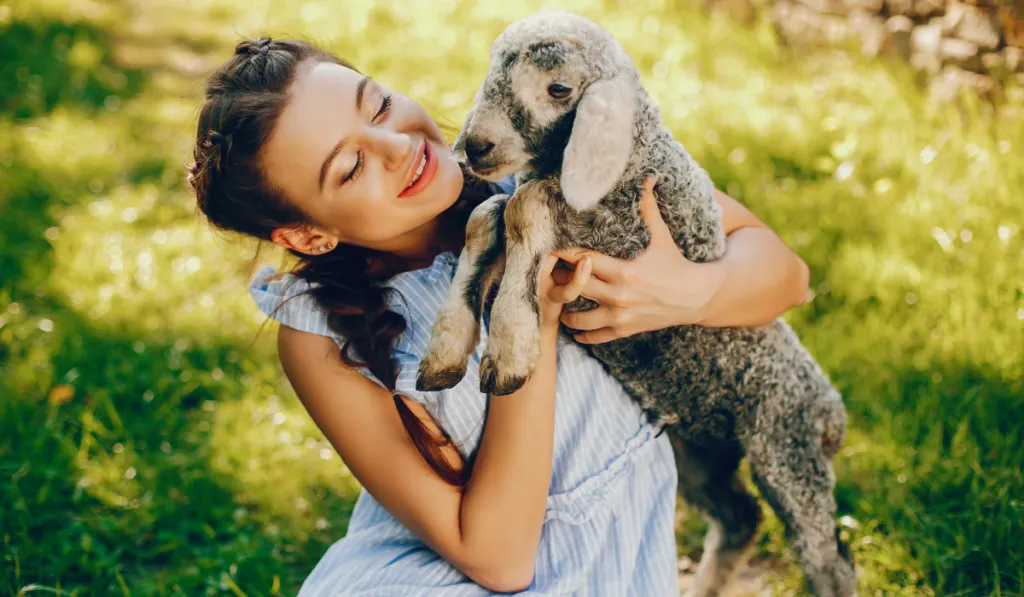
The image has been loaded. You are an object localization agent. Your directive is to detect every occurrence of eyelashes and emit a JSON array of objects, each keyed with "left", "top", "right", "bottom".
[
  {"left": 343, "top": 152, "right": 363, "bottom": 184},
  {"left": 375, "top": 94, "right": 392, "bottom": 121},
  {"left": 341, "top": 93, "right": 393, "bottom": 185}
]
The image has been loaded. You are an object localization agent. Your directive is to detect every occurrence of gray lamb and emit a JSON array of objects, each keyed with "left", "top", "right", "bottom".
[{"left": 415, "top": 11, "right": 856, "bottom": 597}]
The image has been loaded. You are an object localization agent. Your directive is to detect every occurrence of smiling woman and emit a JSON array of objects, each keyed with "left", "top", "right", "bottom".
[
  {"left": 190, "top": 37, "right": 479, "bottom": 488},
  {"left": 262, "top": 62, "right": 465, "bottom": 257},
  {"left": 188, "top": 33, "right": 811, "bottom": 597}
]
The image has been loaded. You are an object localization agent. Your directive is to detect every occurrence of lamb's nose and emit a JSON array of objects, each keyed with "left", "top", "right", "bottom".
[{"left": 465, "top": 137, "right": 495, "bottom": 166}]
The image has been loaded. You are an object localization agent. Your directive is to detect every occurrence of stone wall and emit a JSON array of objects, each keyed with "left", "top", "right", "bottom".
[{"left": 714, "top": 0, "right": 1024, "bottom": 100}]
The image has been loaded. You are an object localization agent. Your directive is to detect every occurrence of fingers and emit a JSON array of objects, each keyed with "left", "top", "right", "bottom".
[
  {"left": 641, "top": 173, "right": 657, "bottom": 196},
  {"left": 538, "top": 253, "right": 560, "bottom": 277},
  {"left": 551, "top": 249, "right": 626, "bottom": 283},
  {"left": 571, "top": 327, "right": 624, "bottom": 345},
  {"left": 639, "top": 175, "right": 657, "bottom": 222},
  {"left": 550, "top": 266, "right": 621, "bottom": 306},
  {"left": 550, "top": 267, "right": 574, "bottom": 286},
  {"left": 547, "top": 255, "right": 591, "bottom": 304},
  {"left": 638, "top": 174, "right": 675, "bottom": 248},
  {"left": 551, "top": 248, "right": 588, "bottom": 265},
  {"left": 559, "top": 306, "right": 612, "bottom": 331},
  {"left": 561, "top": 307, "right": 632, "bottom": 343}
]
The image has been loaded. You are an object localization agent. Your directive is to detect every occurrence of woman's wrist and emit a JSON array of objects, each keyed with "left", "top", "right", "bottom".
[
  {"left": 665, "top": 259, "right": 727, "bottom": 327},
  {"left": 540, "top": 319, "right": 562, "bottom": 346}
]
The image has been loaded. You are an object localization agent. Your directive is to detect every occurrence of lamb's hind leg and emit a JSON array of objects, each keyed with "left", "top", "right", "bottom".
[
  {"left": 670, "top": 432, "right": 761, "bottom": 597},
  {"left": 417, "top": 193, "right": 509, "bottom": 392},
  {"left": 745, "top": 420, "right": 856, "bottom": 597}
]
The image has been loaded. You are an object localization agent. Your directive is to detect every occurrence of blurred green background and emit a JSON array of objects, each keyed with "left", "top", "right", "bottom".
[{"left": 1, "top": 0, "right": 1022, "bottom": 595}]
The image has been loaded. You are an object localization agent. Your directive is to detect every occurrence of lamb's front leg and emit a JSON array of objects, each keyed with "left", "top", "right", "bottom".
[
  {"left": 417, "top": 194, "right": 509, "bottom": 392},
  {"left": 479, "top": 180, "right": 556, "bottom": 396}
]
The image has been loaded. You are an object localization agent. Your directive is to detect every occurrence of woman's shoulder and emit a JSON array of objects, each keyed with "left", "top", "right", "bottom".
[
  {"left": 248, "top": 260, "right": 458, "bottom": 404},
  {"left": 249, "top": 258, "right": 455, "bottom": 332}
]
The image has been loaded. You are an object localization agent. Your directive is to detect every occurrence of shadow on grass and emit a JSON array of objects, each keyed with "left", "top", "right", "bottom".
[
  {"left": 1, "top": 299, "right": 358, "bottom": 596},
  {"left": 830, "top": 353, "right": 1023, "bottom": 596},
  {"left": 0, "top": 17, "right": 146, "bottom": 120}
]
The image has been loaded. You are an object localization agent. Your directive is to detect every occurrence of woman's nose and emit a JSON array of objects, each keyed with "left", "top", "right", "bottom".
[{"left": 368, "top": 129, "right": 414, "bottom": 172}]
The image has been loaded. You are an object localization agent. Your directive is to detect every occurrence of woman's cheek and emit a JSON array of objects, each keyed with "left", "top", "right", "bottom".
[{"left": 351, "top": 204, "right": 407, "bottom": 244}]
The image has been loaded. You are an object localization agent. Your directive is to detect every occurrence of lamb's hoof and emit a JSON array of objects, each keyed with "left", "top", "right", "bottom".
[
  {"left": 479, "top": 355, "right": 528, "bottom": 396},
  {"left": 415, "top": 363, "right": 467, "bottom": 392},
  {"left": 564, "top": 295, "right": 599, "bottom": 313}
]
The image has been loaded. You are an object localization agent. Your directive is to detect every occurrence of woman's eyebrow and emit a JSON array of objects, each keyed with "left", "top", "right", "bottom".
[
  {"left": 318, "top": 76, "right": 370, "bottom": 191},
  {"left": 354, "top": 76, "right": 369, "bottom": 110}
]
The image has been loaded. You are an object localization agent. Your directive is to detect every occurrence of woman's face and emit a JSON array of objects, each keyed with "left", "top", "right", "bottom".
[{"left": 262, "top": 60, "right": 464, "bottom": 257}]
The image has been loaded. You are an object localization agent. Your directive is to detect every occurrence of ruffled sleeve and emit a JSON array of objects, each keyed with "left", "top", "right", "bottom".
[
  {"left": 248, "top": 264, "right": 438, "bottom": 405},
  {"left": 249, "top": 266, "right": 336, "bottom": 338}
]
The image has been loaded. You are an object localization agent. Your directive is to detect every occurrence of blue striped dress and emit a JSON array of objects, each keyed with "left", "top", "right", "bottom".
[{"left": 249, "top": 185, "right": 680, "bottom": 596}]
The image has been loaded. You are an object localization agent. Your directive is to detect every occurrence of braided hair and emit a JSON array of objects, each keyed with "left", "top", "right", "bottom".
[{"left": 190, "top": 38, "right": 496, "bottom": 485}]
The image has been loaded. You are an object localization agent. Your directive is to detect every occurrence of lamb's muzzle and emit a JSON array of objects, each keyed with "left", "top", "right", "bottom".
[{"left": 463, "top": 136, "right": 495, "bottom": 169}]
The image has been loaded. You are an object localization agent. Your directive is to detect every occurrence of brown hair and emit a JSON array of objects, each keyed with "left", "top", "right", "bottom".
[{"left": 190, "top": 37, "right": 497, "bottom": 486}]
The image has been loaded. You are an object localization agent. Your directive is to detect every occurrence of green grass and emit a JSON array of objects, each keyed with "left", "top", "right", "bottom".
[{"left": 1, "top": 0, "right": 1022, "bottom": 595}]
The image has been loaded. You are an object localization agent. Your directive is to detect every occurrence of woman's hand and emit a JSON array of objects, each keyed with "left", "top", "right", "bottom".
[
  {"left": 552, "top": 176, "right": 721, "bottom": 343},
  {"left": 552, "top": 177, "right": 810, "bottom": 344},
  {"left": 538, "top": 252, "right": 593, "bottom": 331}
]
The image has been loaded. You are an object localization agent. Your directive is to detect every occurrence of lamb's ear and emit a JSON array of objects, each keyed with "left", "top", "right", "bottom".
[{"left": 560, "top": 76, "right": 636, "bottom": 211}]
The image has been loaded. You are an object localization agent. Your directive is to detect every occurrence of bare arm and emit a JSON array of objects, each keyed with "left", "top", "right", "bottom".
[
  {"left": 694, "top": 188, "right": 810, "bottom": 327},
  {"left": 276, "top": 256, "right": 591, "bottom": 592},
  {"left": 554, "top": 179, "right": 810, "bottom": 342}
]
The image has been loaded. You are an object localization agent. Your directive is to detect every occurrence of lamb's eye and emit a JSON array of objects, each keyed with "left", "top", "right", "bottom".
[{"left": 547, "top": 83, "right": 572, "bottom": 99}]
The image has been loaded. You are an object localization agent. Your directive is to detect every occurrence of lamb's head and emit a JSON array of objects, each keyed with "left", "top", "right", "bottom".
[{"left": 457, "top": 11, "right": 640, "bottom": 211}]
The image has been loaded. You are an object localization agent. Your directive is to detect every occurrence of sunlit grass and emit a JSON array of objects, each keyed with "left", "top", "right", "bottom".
[{"left": 2, "top": 0, "right": 1022, "bottom": 595}]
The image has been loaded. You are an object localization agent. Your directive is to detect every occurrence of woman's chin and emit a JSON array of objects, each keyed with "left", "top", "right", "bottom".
[
  {"left": 419, "top": 154, "right": 466, "bottom": 214},
  {"left": 436, "top": 151, "right": 467, "bottom": 192}
]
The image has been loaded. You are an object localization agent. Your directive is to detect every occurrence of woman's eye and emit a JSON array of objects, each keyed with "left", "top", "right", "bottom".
[
  {"left": 547, "top": 84, "right": 572, "bottom": 99},
  {"left": 341, "top": 151, "right": 363, "bottom": 185},
  {"left": 374, "top": 94, "right": 392, "bottom": 121},
  {"left": 338, "top": 92, "right": 390, "bottom": 187}
]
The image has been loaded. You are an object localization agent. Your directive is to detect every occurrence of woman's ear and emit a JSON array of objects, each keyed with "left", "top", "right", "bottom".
[
  {"left": 560, "top": 76, "right": 636, "bottom": 212},
  {"left": 270, "top": 225, "right": 340, "bottom": 255}
]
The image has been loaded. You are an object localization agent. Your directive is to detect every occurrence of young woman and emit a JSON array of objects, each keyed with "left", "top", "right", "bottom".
[{"left": 190, "top": 37, "right": 809, "bottom": 596}]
